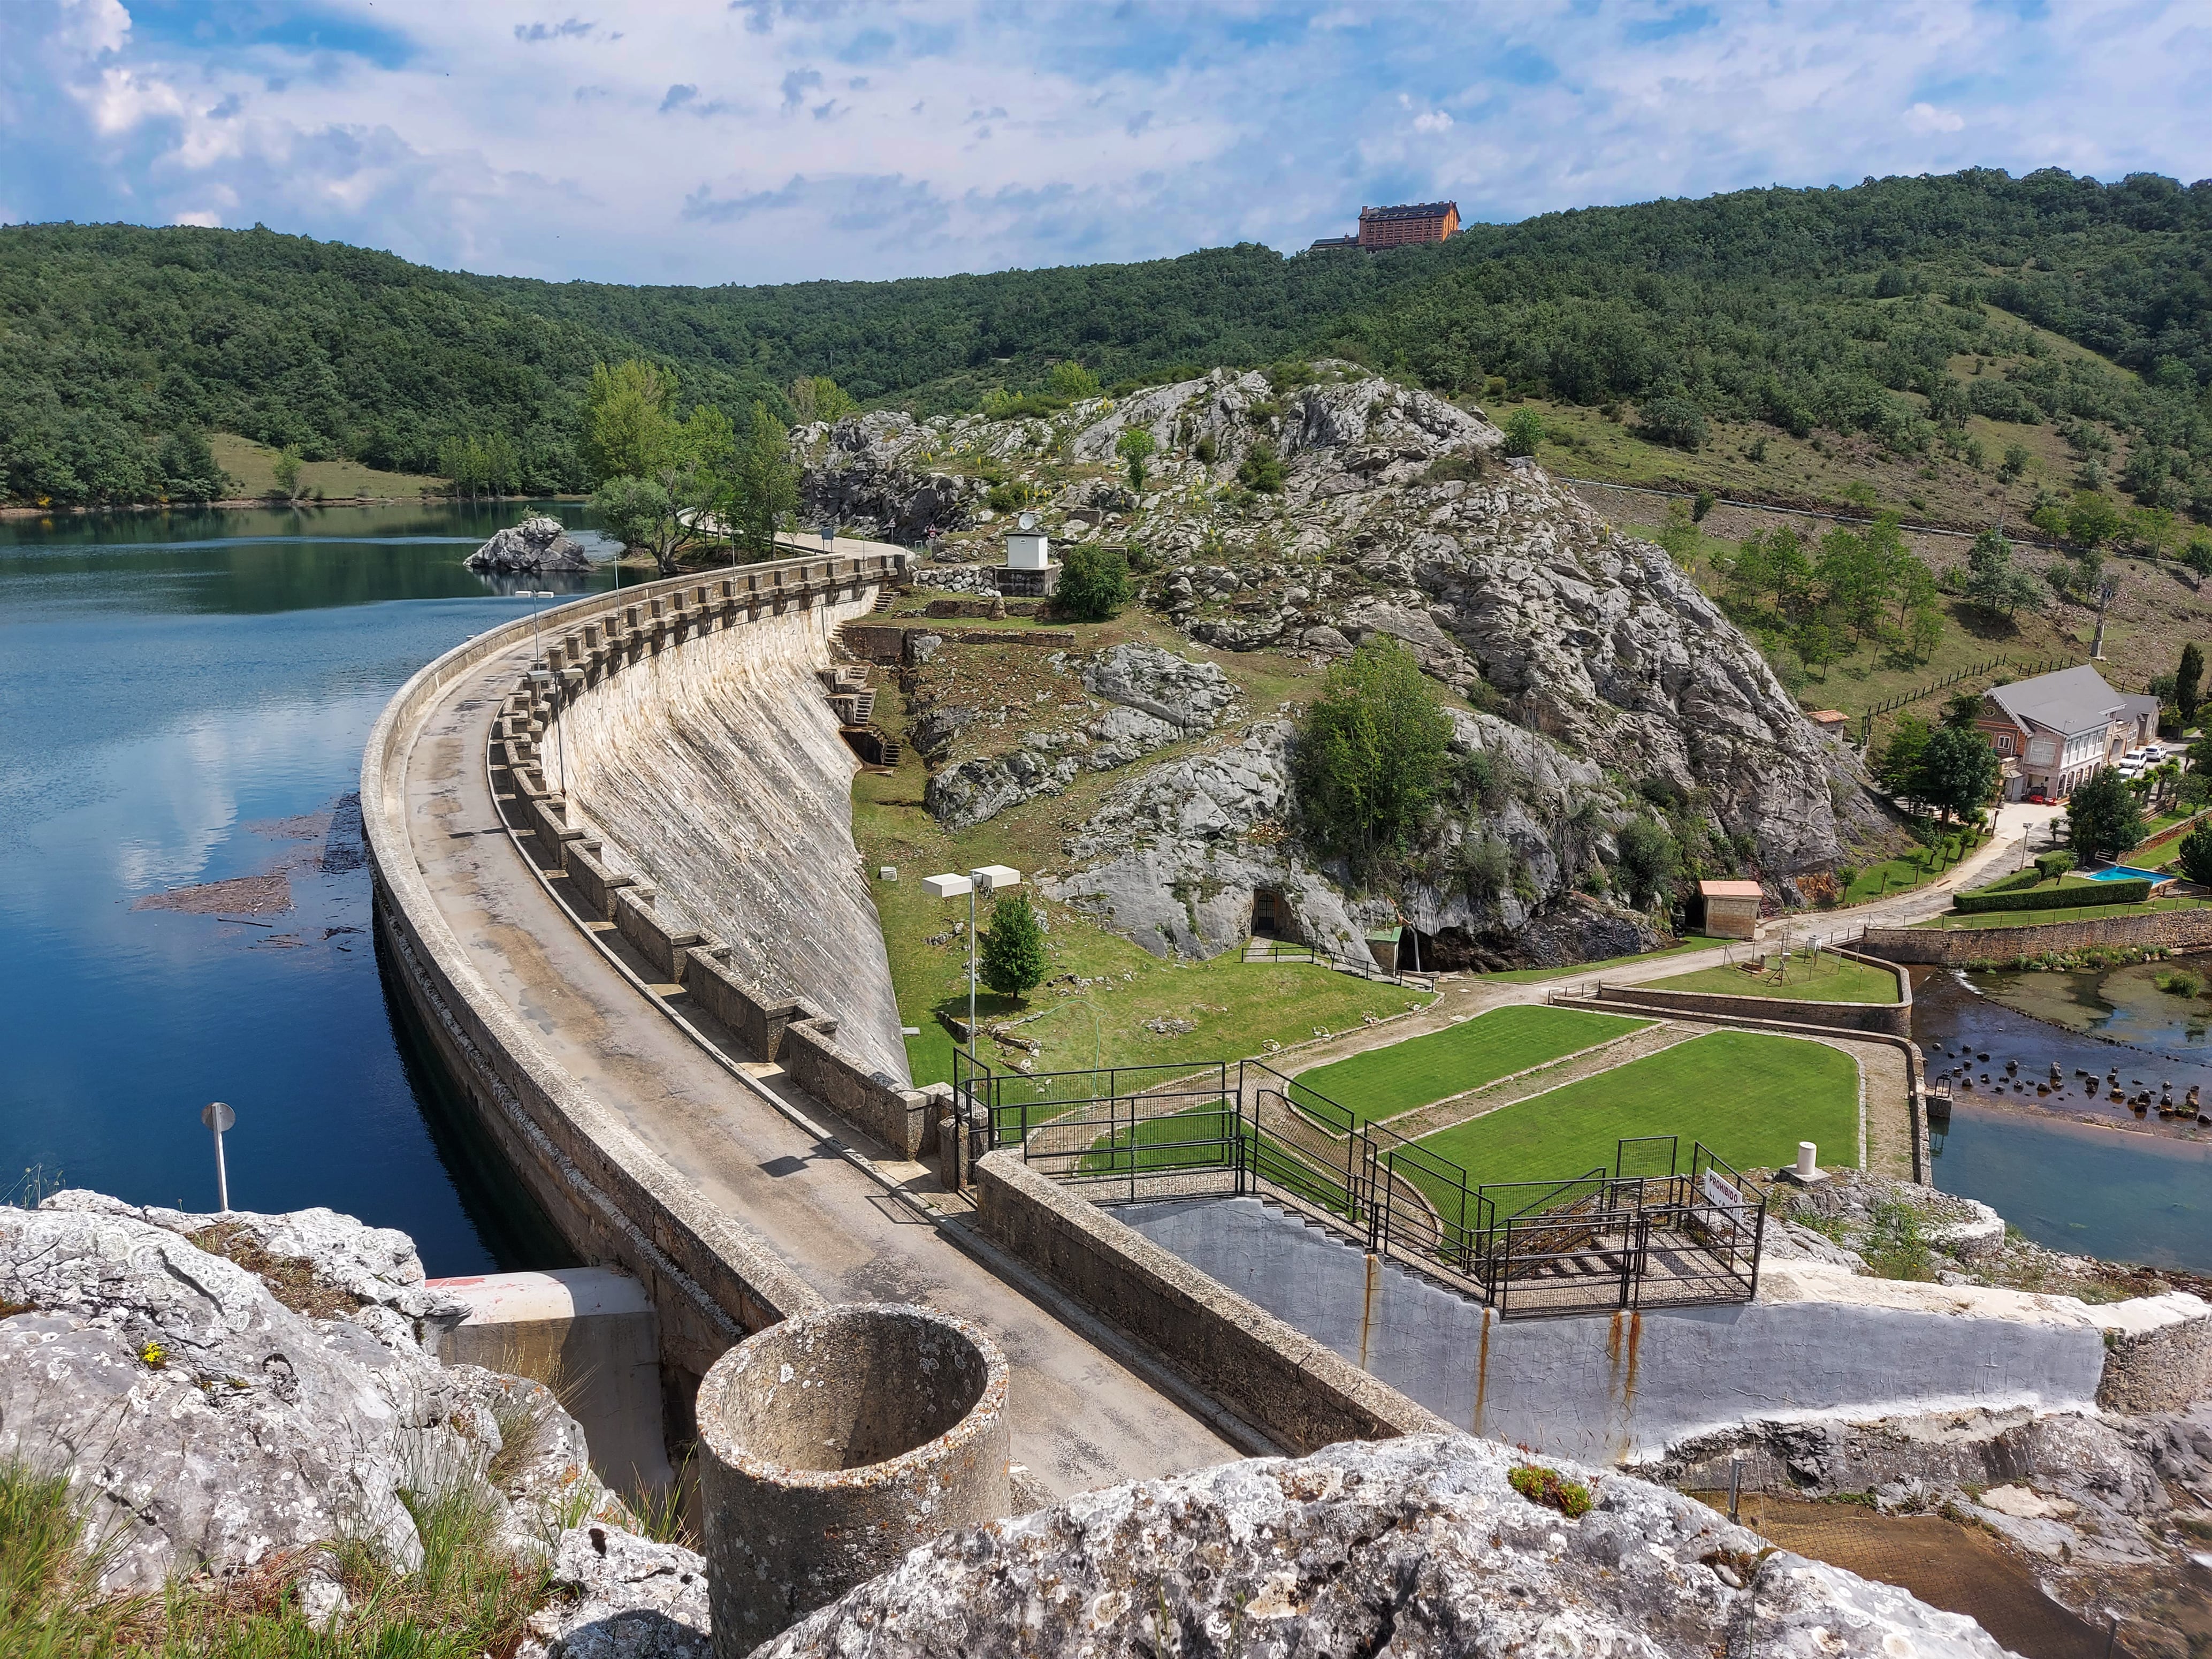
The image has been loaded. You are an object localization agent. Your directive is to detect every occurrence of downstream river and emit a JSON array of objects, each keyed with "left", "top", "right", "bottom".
[
  {"left": 0, "top": 502, "right": 617, "bottom": 1272},
  {"left": 1914, "top": 966, "right": 2212, "bottom": 1270}
]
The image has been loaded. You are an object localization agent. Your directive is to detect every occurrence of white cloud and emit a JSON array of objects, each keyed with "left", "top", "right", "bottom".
[
  {"left": 1904, "top": 102, "right": 1966, "bottom": 135},
  {"left": 0, "top": 0, "right": 2205, "bottom": 284}
]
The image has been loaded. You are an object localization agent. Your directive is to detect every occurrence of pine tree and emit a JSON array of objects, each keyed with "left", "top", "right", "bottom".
[{"left": 980, "top": 897, "right": 1048, "bottom": 999}]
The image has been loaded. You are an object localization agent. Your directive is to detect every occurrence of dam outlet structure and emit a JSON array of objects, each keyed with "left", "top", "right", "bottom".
[{"left": 698, "top": 1302, "right": 1011, "bottom": 1652}]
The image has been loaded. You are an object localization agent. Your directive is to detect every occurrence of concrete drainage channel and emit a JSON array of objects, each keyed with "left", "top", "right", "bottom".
[{"left": 698, "top": 1303, "right": 1011, "bottom": 1654}]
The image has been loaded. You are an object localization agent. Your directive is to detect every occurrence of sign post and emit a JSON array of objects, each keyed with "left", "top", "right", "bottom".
[{"left": 201, "top": 1101, "right": 236, "bottom": 1213}]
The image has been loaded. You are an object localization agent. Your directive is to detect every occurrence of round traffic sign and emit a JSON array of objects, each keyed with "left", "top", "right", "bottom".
[{"left": 201, "top": 1101, "right": 236, "bottom": 1133}]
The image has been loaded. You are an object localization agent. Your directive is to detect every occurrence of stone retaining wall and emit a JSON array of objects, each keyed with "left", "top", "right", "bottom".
[
  {"left": 973, "top": 1150, "right": 1452, "bottom": 1453},
  {"left": 363, "top": 551, "right": 901, "bottom": 1391},
  {"left": 1863, "top": 907, "right": 2212, "bottom": 965},
  {"left": 1593, "top": 948, "right": 1911, "bottom": 1038}
]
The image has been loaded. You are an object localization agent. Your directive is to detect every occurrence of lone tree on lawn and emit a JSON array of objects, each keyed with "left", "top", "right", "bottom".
[
  {"left": 2176, "top": 642, "right": 2203, "bottom": 726},
  {"left": 980, "top": 896, "right": 1048, "bottom": 999},
  {"left": 2066, "top": 770, "right": 2146, "bottom": 866}
]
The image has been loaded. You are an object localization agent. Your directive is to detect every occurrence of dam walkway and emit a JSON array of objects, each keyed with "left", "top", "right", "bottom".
[{"left": 386, "top": 585, "right": 1240, "bottom": 1501}]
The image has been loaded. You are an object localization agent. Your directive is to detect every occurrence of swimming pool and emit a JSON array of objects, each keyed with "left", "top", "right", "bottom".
[{"left": 2084, "top": 864, "right": 2171, "bottom": 884}]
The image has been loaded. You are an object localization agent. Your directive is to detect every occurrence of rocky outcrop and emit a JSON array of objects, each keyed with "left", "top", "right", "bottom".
[
  {"left": 469, "top": 515, "right": 594, "bottom": 573},
  {"left": 761, "top": 1433, "right": 2010, "bottom": 1659},
  {"left": 795, "top": 412, "right": 985, "bottom": 542},
  {"left": 0, "top": 1193, "right": 612, "bottom": 1594},
  {"left": 917, "top": 644, "right": 1238, "bottom": 829}
]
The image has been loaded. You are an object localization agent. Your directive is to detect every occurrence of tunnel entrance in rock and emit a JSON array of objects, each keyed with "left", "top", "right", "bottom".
[{"left": 1250, "top": 888, "right": 1293, "bottom": 940}]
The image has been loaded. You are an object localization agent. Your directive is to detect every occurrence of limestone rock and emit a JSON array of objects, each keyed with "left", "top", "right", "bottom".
[
  {"left": 469, "top": 516, "right": 593, "bottom": 574},
  {"left": 797, "top": 412, "right": 984, "bottom": 542},
  {"left": 520, "top": 1523, "right": 714, "bottom": 1659},
  {"left": 760, "top": 1434, "right": 2010, "bottom": 1659},
  {"left": 1078, "top": 643, "right": 1235, "bottom": 732},
  {"left": 0, "top": 1199, "right": 609, "bottom": 1591}
]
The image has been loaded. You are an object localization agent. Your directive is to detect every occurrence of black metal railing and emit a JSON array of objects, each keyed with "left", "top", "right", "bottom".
[{"left": 951, "top": 1049, "right": 1765, "bottom": 1319}]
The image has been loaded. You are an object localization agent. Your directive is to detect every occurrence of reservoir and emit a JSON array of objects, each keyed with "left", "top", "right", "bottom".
[{"left": 0, "top": 502, "right": 616, "bottom": 1272}]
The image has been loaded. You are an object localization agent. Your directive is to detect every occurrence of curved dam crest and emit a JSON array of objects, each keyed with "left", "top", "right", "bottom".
[{"left": 546, "top": 596, "right": 907, "bottom": 1082}]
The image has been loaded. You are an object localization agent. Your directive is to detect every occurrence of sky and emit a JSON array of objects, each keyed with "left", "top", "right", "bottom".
[{"left": 4, "top": 0, "right": 2208, "bottom": 290}]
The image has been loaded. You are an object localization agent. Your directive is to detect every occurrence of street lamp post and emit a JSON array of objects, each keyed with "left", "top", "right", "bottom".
[{"left": 923, "top": 865, "right": 1022, "bottom": 1050}]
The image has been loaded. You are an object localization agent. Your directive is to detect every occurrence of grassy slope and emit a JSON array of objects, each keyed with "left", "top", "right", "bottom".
[
  {"left": 210, "top": 433, "right": 444, "bottom": 500},
  {"left": 1292, "top": 1005, "right": 1650, "bottom": 1123},
  {"left": 1414, "top": 1030, "right": 1860, "bottom": 1185},
  {"left": 852, "top": 611, "right": 1429, "bottom": 1087},
  {"left": 1652, "top": 953, "right": 1901, "bottom": 1004}
]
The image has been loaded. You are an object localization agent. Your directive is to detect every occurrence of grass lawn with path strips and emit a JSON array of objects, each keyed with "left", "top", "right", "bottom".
[
  {"left": 1651, "top": 952, "right": 1901, "bottom": 1004},
  {"left": 1290, "top": 1005, "right": 1650, "bottom": 1125},
  {"left": 1470, "top": 941, "right": 1707, "bottom": 983},
  {"left": 1412, "top": 1030, "right": 1860, "bottom": 1188}
]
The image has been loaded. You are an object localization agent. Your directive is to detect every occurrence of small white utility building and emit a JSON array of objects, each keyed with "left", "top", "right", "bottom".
[{"left": 996, "top": 512, "right": 1060, "bottom": 598}]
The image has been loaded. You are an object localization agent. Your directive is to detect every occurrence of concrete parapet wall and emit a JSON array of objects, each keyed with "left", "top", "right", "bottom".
[
  {"left": 1110, "top": 1192, "right": 2212, "bottom": 1465},
  {"left": 563, "top": 841, "right": 633, "bottom": 917},
  {"left": 363, "top": 554, "right": 901, "bottom": 1391},
  {"left": 682, "top": 947, "right": 803, "bottom": 1063},
  {"left": 1864, "top": 908, "right": 2212, "bottom": 965},
  {"left": 776, "top": 1019, "right": 933, "bottom": 1160},
  {"left": 612, "top": 886, "right": 701, "bottom": 984},
  {"left": 974, "top": 1150, "right": 1451, "bottom": 1453}
]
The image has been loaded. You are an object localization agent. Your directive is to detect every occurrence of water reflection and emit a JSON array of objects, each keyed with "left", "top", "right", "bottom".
[{"left": 0, "top": 501, "right": 596, "bottom": 1271}]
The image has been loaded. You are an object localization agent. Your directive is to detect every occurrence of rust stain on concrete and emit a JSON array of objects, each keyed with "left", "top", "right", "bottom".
[{"left": 1471, "top": 1307, "right": 1491, "bottom": 1436}]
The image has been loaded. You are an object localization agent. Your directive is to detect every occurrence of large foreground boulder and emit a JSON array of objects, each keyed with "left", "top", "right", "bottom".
[
  {"left": 0, "top": 1193, "right": 607, "bottom": 1592},
  {"left": 469, "top": 515, "right": 594, "bottom": 573},
  {"left": 761, "top": 1433, "right": 2010, "bottom": 1659}
]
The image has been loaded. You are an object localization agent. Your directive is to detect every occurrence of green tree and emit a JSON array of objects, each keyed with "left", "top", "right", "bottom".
[
  {"left": 1292, "top": 638, "right": 1453, "bottom": 879},
  {"left": 1723, "top": 530, "right": 1774, "bottom": 610},
  {"left": 590, "top": 475, "right": 683, "bottom": 573},
  {"left": 1055, "top": 544, "right": 1134, "bottom": 621},
  {"left": 1906, "top": 605, "right": 1944, "bottom": 663},
  {"left": 787, "top": 375, "right": 855, "bottom": 425},
  {"left": 584, "top": 359, "right": 680, "bottom": 483},
  {"left": 2176, "top": 828, "right": 2212, "bottom": 888},
  {"left": 1237, "top": 440, "right": 1285, "bottom": 493},
  {"left": 1872, "top": 714, "right": 1933, "bottom": 808},
  {"left": 1962, "top": 528, "right": 2040, "bottom": 619},
  {"left": 1634, "top": 395, "right": 1707, "bottom": 450},
  {"left": 1764, "top": 526, "right": 1811, "bottom": 617},
  {"left": 271, "top": 446, "right": 303, "bottom": 499},
  {"left": 2176, "top": 642, "right": 2203, "bottom": 724},
  {"left": 1615, "top": 817, "right": 1681, "bottom": 910},
  {"left": 2067, "top": 490, "right": 2123, "bottom": 549},
  {"left": 1501, "top": 408, "right": 1544, "bottom": 458},
  {"left": 1796, "top": 616, "right": 1837, "bottom": 678},
  {"left": 1691, "top": 489, "right": 1716, "bottom": 523},
  {"left": 721, "top": 401, "right": 797, "bottom": 561},
  {"left": 1047, "top": 361, "right": 1101, "bottom": 399},
  {"left": 979, "top": 895, "right": 1048, "bottom": 998},
  {"left": 155, "top": 429, "right": 225, "bottom": 503},
  {"left": 1115, "top": 426, "right": 1157, "bottom": 492},
  {"left": 1914, "top": 723, "right": 2000, "bottom": 824},
  {"left": 2066, "top": 769, "right": 2146, "bottom": 864}
]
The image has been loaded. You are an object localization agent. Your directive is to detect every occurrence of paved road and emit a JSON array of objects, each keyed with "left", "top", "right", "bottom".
[{"left": 396, "top": 633, "right": 1239, "bottom": 1498}]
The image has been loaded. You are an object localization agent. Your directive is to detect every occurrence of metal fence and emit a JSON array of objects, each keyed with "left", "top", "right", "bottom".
[{"left": 953, "top": 1051, "right": 1765, "bottom": 1319}]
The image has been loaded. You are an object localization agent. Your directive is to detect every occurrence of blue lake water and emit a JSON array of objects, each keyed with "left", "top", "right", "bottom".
[{"left": 0, "top": 502, "right": 622, "bottom": 1272}]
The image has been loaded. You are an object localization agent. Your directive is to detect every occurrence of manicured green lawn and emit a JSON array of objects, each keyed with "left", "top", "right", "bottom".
[
  {"left": 1413, "top": 1031, "right": 1859, "bottom": 1188},
  {"left": 1652, "top": 952, "right": 1900, "bottom": 1004},
  {"left": 1291, "top": 1005, "right": 1649, "bottom": 1124},
  {"left": 1473, "top": 941, "right": 1708, "bottom": 983}
]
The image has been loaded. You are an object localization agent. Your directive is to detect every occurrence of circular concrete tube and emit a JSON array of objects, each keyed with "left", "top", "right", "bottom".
[{"left": 697, "top": 1302, "right": 1010, "bottom": 1653}]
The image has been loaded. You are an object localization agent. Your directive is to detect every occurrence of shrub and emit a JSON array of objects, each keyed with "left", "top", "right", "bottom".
[
  {"left": 2033, "top": 849, "right": 2076, "bottom": 881},
  {"left": 1635, "top": 395, "right": 1708, "bottom": 451},
  {"left": 1501, "top": 408, "right": 1544, "bottom": 458},
  {"left": 2155, "top": 968, "right": 2204, "bottom": 998},
  {"left": 1237, "top": 440, "right": 1285, "bottom": 493},
  {"left": 1508, "top": 1464, "right": 1593, "bottom": 1519},
  {"left": 1951, "top": 878, "right": 2150, "bottom": 914},
  {"left": 1054, "top": 544, "right": 1134, "bottom": 621},
  {"left": 980, "top": 896, "right": 1047, "bottom": 998},
  {"left": 1047, "top": 360, "right": 1100, "bottom": 399}
]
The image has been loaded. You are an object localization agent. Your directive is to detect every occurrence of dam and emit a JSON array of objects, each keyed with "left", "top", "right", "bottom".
[{"left": 362, "top": 538, "right": 1249, "bottom": 1493}]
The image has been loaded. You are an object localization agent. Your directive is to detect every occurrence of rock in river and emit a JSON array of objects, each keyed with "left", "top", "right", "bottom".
[{"left": 468, "top": 515, "right": 594, "bottom": 574}]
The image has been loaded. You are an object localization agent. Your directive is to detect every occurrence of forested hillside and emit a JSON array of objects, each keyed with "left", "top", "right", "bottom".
[{"left": 3, "top": 167, "right": 2208, "bottom": 513}]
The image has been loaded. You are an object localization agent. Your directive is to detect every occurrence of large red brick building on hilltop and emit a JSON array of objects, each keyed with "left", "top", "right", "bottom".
[{"left": 1358, "top": 201, "right": 1459, "bottom": 248}]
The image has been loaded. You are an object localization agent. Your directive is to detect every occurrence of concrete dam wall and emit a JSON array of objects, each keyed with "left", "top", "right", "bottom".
[{"left": 545, "top": 595, "right": 906, "bottom": 1082}]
